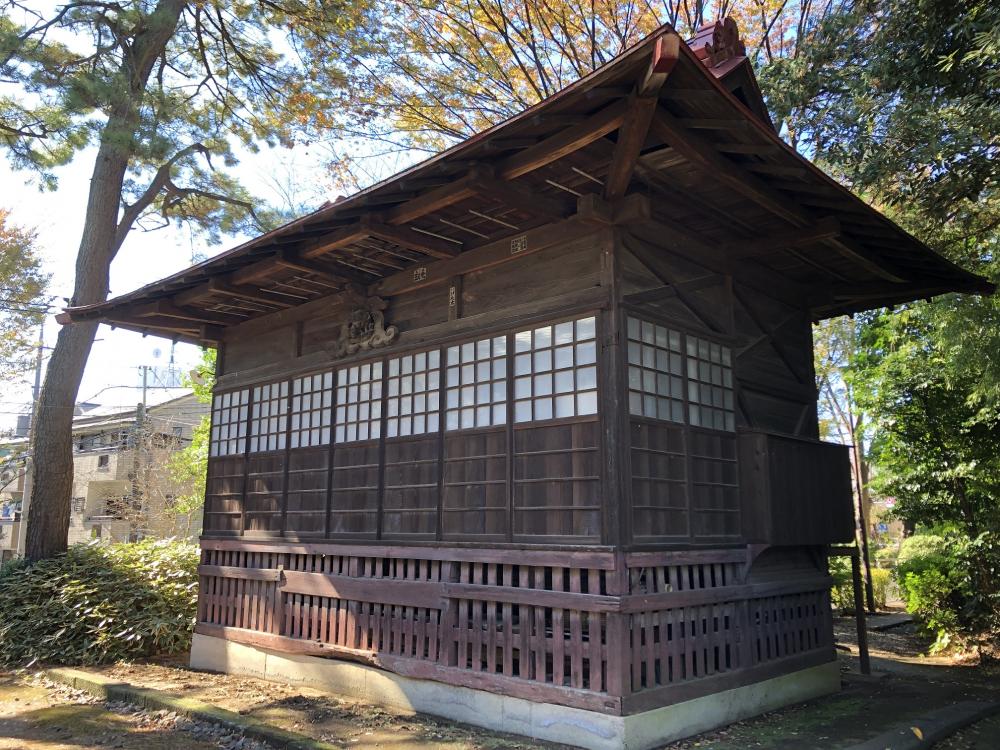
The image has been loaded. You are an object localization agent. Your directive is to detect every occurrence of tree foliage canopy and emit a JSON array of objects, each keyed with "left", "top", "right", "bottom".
[
  {"left": 0, "top": 208, "right": 48, "bottom": 381},
  {"left": 1, "top": 0, "right": 368, "bottom": 236}
]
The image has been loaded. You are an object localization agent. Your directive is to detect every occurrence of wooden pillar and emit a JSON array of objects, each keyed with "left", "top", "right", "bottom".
[{"left": 598, "top": 226, "right": 629, "bottom": 548}]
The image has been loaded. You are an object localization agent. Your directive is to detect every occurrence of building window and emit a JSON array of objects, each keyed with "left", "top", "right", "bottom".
[
  {"left": 71, "top": 497, "right": 86, "bottom": 513},
  {"left": 172, "top": 426, "right": 183, "bottom": 438},
  {"left": 445, "top": 335, "right": 507, "bottom": 430},
  {"left": 627, "top": 317, "right": 685, "bottom": 423},
  {"left": 210, "top": 389, "right": 249, "bottom": 457},
  {"left": 97, "top": 454, "right": 110, "bottom": 471},
  {"left": 335, "top": 362, "right": 383, "bottom": 443},
  {"left": 249, "top": 381, "right": 288, "bottom": 452},
  {"left": 387, "top": 349, "right": 440, "bottom": 438},
  {"left": 626, "top": 316, "right": 734, "bottom": 432},
  {"left": 686, "top": 335, "right": 734, "bottom": 431},
  {"left": 290, "top": 371, "right": 333, "bottom": 448},
  {"left": 513, "top": 316, "right": 597, "bottom": 422}
]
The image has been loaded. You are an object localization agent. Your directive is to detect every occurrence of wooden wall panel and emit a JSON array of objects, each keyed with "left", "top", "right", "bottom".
[
  {"left": 204, "top": 456, "right": 244, "bottom": 534},
  {"left": 244, "top": 453, "right": 285, "bottom": 534},
  {"left": 460, "top": 239, "right": 600, "bottom": 318},
  {"left": 513, "top": 420, "right": 601, "bottom": 541},
  {"left": 382, "top": 435, "right": 439, "bottom": 539},
  {"left": 629, "top": 421, "right": 688, "bottom": 542},
  {"left": 226, "top": 326, "right": 297, "bottom": 372},
  {"left": 442, "top": 429, "right": 507, "bottom": 540},
  {"left": 330, "top": 441, "right": 379, "bottom": 536},
  {"left": 285, "top": 447, "right": 328, "bottom": 537},
  {"left": 688, "top": 430, "right": 740, "bottom": 541}
]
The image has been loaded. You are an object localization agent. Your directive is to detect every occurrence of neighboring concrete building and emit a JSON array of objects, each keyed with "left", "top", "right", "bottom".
[
  {"left": 0, "top": 392, "right": 208, "bottom": 559},
  {"left": 0, "top": 448, "right": 26, "bottom": 562}
]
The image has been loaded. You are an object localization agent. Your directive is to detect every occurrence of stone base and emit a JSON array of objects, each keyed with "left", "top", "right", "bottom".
[{"left": 190, "top": 633, "right": 840, "bottom": 750}]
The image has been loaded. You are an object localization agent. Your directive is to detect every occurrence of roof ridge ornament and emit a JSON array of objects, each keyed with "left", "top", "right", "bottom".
[
  {"left": 690, "top": 17, "right": 747, "bottom": 68},
  {"left": 327, "top": 285, "right": 398, "bottom": 359}
]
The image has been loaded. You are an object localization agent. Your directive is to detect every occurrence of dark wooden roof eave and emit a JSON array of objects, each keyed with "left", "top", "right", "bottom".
[{"left": 60, "top": 21, "right": 993, "bottom": 339}]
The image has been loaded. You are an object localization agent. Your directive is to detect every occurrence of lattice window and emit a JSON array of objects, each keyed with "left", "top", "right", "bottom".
[
  {"left": 387, "top": 349, "right": 441, "bottom": 438},
  {"left": 686, "top": 335, "right": 734, "bottom": 431},
  {"left": 290, "top": 371, "right": 333, "bottom": 449},
  {"left": 335, "top": 361, "right": 383, "bottom": 443},
  {"left": 210, "top": 389, "right": 249, "bottom": 457},
  {"left": 513, "top": 316, "right": 598, "bottom": 422},
  {"left": 445, "top": 336, "right": 507, "bottom": 430},
  {"left": 249, "top": 381, "right": 289, "bottom": 452},
  {"left": 626, "top": 317, "right": 685, "bottom": 423}
]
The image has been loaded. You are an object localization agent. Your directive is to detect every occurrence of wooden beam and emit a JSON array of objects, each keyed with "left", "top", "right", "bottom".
[
  {"left": 639, "top": 33, "right": 680, "bottom": 96},
  {"left": 300, "top": 224, "right": 370, "bottom": 260},
  {"left": 623, "top": 274, "right": 725, "bottom": 305},
  {"left": 651, "top": 107, "right": 813, "bottom": 227},
  {"left": 714, "top": 142, "right": 782, "bottom": 155},
  {"left": 364, "top": 218, "right": 462, "bottom": 259},
  {"left": 469, "top": 176, "right": 574, "bottom": 221},
  {"left": 274, "top": 250, "right": 356, "bottom": 284},
  {"left": 825, "top": 236, "right": 907, "bottom": 282},
  {"left": 722, "top": 218, "right": 841, "bottom": 259},
  {"left": 680, "top": 118, "right": 750, "bottom": 131},
  {"left": 384, "top": 170, "right": 481, "bottom": 225},
  {"left": 131, "top": 300, "right": 245, "bottom": 326},
  {"left": 622, "top": 235, "right": 728, "bottom": 333},
  {"left": 372, "top": 211, "right": 594, "bottom": 298},
  {"left": 497, "top": 99, "right": 629, "bottom": 180},
  {"left": 650, "top": 108, "right": 909, "bottom": 283},
  {"left": 604, "top": 94, "right": 659, "bottom": 201}
]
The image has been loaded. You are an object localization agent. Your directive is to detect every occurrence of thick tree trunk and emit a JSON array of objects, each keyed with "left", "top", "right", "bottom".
[
  {"left": 23, "top": 0, "right": 188, "bottom": 561},
  {"left": 24, "top": 147, "right": 129, "bottom": 561}
]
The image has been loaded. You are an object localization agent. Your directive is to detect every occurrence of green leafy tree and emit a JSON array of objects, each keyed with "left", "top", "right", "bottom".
[
  {"left": 0, "top": 208, "right": 49, "bottom": 381},
  {"left": 167, "top": 348, "right": 215, "bottom": 534},
  {"left": 0, "top": 0, "right": 369, "bottom": 560}
]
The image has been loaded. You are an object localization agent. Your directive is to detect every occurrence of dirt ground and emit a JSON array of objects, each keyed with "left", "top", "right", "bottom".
[
  {"left": 0, "top": 674, "right": 228, "bottom": 750},
  {"left": 1, "top": 615, "right": 998, "bottom": 749}
]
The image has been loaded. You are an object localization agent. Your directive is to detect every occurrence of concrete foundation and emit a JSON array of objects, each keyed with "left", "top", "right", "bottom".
[{"left": 190, "top": 633, "right": 841, "bottom": 750}]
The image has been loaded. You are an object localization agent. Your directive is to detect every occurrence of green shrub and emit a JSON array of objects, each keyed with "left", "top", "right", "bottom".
[
  {"left": 894, "top": 533, "right": 971, "bottom": 652},
  {"left": 829, "top": 557, "right": 890, "bottom": 611},
  {"left": 874, "top": 545, "right": 899, "bottom": 568},
  {"left": 0, "top": 538, "right": 198, "bottom": 667}
]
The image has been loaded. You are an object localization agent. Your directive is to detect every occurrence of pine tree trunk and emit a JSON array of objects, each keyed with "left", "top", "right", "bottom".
[
  {"left": 23, "top": 0, "right": 188, "bottom": 561},
  {"left": 25, "top": 146, "right": 129, "bottom": 561}
]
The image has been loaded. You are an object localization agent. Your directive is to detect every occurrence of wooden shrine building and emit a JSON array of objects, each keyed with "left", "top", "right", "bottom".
[{"left": 61, "top": 19, "right": 992, "bottom": 750}]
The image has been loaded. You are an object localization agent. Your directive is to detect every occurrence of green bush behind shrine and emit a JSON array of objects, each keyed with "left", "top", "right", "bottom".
[{"left": 0, "top": 539, "right": 198, "bottom": 667}]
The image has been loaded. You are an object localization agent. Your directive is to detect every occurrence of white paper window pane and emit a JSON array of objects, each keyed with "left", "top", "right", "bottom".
[
  {"left": 444, "top": 335, "right": 507, "bottom": 430},
  {"left": 248, "top": 381, "right": 287, "bottom": 453},
  {"left": 335, "top": 360, "right": 382, "bottom": 443},
  {"left": 385, "top": 348, "right": 440, "bottom": 437}
]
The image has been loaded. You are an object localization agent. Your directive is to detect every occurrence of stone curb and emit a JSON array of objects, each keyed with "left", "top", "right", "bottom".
[
  {"left": 44, "top": 667, "right": 340, "bottom": 750},
  {"left": 846, "top": 700, "right": 1000, "bottom": 750}
]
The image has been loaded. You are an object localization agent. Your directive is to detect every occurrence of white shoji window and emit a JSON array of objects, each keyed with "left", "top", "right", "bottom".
[
  {"left": 387, "top": 349, "right": 441, "bottom": 438},
  {"left": 513, "top": 316, "right": 598, "bottom": 422},
  {"left": 249, "top": 381, "right": 288, "bottom": 452},
  {"left": 445, "top": 335, "right": 507, "bottom": 430},
  {"left": 626, "top": 317, "right": 686, "bottom": 423},
  {"left": 686, "top": 335, "right": 735, "bottom": 431},
  {"left": 290, "top": 371, "right": 333, "bottom": 448},
  {"left": 210, "top": 389, "right": 249, "bottom": 457},
  {"left": 335, "top": 361, "right": 383, "bottom": 443}
]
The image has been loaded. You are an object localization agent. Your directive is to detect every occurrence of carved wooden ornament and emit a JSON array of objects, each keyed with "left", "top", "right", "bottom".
[{"left": 327, "top": 287, "right": 398, "bottom": 358}]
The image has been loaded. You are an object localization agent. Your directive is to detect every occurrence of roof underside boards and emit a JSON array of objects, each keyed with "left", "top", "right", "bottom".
[{"left": 61, "top": 23, "right": 993, "bottom": 346}]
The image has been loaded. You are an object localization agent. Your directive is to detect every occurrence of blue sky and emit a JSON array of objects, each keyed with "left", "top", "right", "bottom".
[{"left": 0, "top": 144, "right": 338, "bottom": 431}]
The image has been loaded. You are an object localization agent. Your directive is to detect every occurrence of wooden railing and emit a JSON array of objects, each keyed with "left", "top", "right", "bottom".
[
  {"left": 196, "top": 540, "right": 835, "bottom": 715},
  {"left": 739, "top": 431, "right": 855, "bottom": 545}
]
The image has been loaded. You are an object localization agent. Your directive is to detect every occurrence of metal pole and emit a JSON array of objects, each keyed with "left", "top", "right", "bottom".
[{"left": 15, "top": 319, "right": 46, "bottom": 557}]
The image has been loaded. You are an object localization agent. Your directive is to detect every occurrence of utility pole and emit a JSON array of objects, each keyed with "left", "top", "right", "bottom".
[
  {"left": 16, "top": 319, "right": 46, "bottom": 558},
  {"left": 141, "top": 365, "right": 149, "bottom": 408}
]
